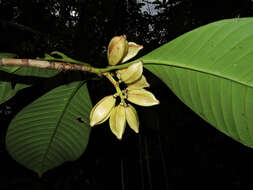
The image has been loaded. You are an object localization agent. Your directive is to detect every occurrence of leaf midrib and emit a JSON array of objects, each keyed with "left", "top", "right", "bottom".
[
  {"left": 40, "top": 81, "right": 85, "bottom": 174},
  {"left": 142, "top": 59, "right": 253, "bottom": 89}
]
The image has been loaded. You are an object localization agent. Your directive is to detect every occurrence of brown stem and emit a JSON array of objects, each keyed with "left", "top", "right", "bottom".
[{"left": 0, "top": 58, "right": 100, "bottom": 74}]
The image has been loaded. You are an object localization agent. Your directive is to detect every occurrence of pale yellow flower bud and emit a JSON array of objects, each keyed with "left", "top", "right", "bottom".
[
  {"left": 122, "top": 42, "right": 143, "bottom": 63},
  {"left": 109, "top": 104, "right": 126, "bottom": 140},
  {"left": 127, "top": 75, "right": 150, "bottom": 90},
  {"left": 107, "top": 35, "right": 128, "bottom": 66},
  {"left": 90, "top": 95, "right": 116, "bottom": 127},
  {"left": 125, "top": 104, "right": 139, "bottom": 133},
  {"left": 127, "top": 89, "right": 159, "bottom": 106},
  {"left": 116, "top": 61, "right": 143, "bottom": 84}
]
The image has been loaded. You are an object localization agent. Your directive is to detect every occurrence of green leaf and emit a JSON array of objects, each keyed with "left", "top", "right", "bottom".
[
  {"left": 6, "top": 81, "right": 92, "bottom": 176},
  {"left": 0, "top": 67, "right": 58, "bottom": 104},
  {"left": 0, "top": 52, "right": 17, "bottom": 58},
  {"left": 141, "top": 18, "right": 253, "bottom": 148}
]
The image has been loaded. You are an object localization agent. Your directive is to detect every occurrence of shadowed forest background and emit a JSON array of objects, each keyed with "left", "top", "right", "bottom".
[{"left": 1, "top": 0, "right": 253, "bottom": 189}]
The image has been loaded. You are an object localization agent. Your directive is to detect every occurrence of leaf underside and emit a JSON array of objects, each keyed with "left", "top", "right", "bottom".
[
  {"left": 0, "top": 67, "right": 58, "bottom": 104},
  {"left": 6, "top": 81, "right": 92, "bottom": 176},
  {"left": 142, "top": 18, "right": 253, "bottom": 148}
]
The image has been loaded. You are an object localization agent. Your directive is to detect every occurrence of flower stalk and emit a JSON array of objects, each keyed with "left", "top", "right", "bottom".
[{"left": 103, "top": 72, "right": 127, "bottom": 106}]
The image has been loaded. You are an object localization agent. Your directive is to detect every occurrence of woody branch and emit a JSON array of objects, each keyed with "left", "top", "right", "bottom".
[
  {"left": 0, "top": 58, "right": 137, "bottom": 75},
  {"left": 0, "top": 58, "right": 99, "bottom": 74}
]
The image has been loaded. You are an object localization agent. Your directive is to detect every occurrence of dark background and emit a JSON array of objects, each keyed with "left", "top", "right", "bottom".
[{"left": 1, "top": 0, "right": 253, "bottom": 189}]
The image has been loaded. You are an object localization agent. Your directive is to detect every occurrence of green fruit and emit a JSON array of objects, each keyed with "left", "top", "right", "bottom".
[
  {"left": 107, "top": 35, "right": 128, "bottom": 66},
  {"left": 127, "top": 89, "right": 159, "bottom": 107},
  {"left": 121, "top": 42, "right": 143, "bottom": 63},
  {"left": 90, "top": 95, "right": 116, "bottom": 126},
  {"left": 109, "top": 104, "right": 126, "bottom": 140},
  {"left": 116, "top": 61, "right": 143, "bottom": 84},
  {"left": 127, "top": 75, "right": 150, "bottom": 90},
  {"left": 125, "top": 104, "right": 139, "bottom": 133}
]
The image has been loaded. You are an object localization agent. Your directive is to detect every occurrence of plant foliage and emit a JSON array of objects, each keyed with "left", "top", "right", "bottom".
[
  {"left": 6, "top": 81, "right": 92, "bottom": 176},
  {"left": 2, "top": 18, "right": 253, "bottom": 176},
  {"left": 142, "top": 18, "right": 253, "bottom": 148}
]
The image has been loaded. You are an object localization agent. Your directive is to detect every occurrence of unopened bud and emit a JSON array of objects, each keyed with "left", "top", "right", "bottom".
[
  {"left": 127, "top": 75, "right": 150, "bottom": 90},
  {"left": 125, "top": 104, "right": 139, "bottom": 133},
  {"left": 116, "top": 61, "right": 143, "bottom": 84},
  {"left": 122, "top": 42, "right": 143, "bottom": 63},
  {"left": 127, "top": 89, "right": 159, "bottom": 106},
  {"left": 109, "top": 104, "right": 126, "bottom": 140},
  {"left": 90, "top": 95, "right": 116, "bottom": 126},
  {"left": 107, "top": 35, "right": 128, "bottom": 66}
]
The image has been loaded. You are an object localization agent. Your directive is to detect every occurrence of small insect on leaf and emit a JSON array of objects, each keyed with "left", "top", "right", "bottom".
[{"left": 76, "top": 117, "right": 84, "bottom": 123}]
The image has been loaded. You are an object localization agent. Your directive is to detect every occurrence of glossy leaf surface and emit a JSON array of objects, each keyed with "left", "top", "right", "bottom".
[{"left": 142, "top": 18, "right": 253, "bottom": 148}]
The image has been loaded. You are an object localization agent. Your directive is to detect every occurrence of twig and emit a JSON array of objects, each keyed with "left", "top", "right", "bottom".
[
  {"left": 0, "top": 58, "right": 100, "bottom": 75},
  {"left": 0, "top": 58, "right": 139, "bottom": 76}
]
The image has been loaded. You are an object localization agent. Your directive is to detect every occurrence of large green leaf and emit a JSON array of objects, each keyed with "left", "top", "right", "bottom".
[
  {"left": 141, "top": 18, "right": 253, "bottom": 148},
  {"left": 0, "top": 67, "right": 58, "bottom": 104},
  {"left": 6, "top": 81, "right": 92, "bottom": 176}
]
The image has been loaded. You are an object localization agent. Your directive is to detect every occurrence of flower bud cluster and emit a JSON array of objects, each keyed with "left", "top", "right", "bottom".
[
  {"left": 107, "top": 35, "right": 143, "bottom": 66},
  {"left": 89, "top": 35, "right": 159, "bottom": 139}
]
